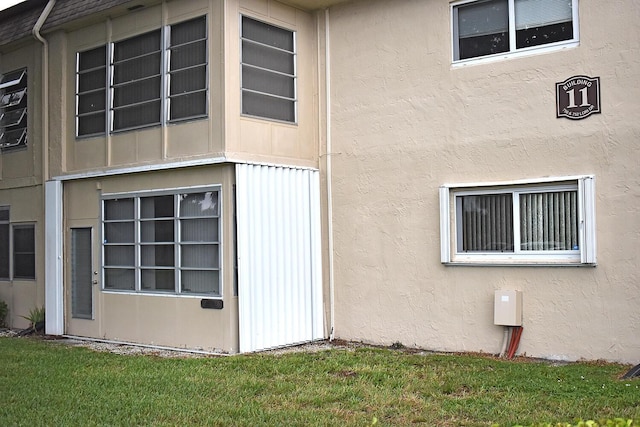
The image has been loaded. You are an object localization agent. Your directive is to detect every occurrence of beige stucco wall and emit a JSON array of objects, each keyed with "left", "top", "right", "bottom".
[
  {"left": 327, "top": 0, "right": 640, "bottom": 362},
  {"left": 63, "top": 165, "right": 239, "bottom": 352}
]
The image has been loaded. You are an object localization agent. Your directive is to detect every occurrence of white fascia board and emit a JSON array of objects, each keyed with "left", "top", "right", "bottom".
[
  {"left": 52, "top": 156, "right": 319, "bottom": 182},
  {"left": 52, "top": 156, "right": 228, "bottom": 181}
]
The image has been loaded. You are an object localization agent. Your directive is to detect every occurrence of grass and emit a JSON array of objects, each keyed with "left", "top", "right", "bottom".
[{"left": 0, "top": 337, "right": 638, "bottom": 426}]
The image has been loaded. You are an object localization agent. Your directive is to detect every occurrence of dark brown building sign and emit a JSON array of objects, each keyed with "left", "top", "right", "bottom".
[{"left": 556, "top": 75, "right": 601, "bottom": 120}]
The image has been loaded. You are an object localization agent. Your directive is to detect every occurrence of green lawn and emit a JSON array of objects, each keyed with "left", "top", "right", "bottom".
[{"left": 0, "top": 337, "right": 638, "bottom": 426}]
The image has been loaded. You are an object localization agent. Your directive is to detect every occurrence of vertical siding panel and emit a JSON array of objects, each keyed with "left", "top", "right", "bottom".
[{"left": 237, "top": 164, "right": 323, "bottom": 353}]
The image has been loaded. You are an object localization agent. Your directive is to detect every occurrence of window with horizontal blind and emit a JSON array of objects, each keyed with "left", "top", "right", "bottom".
[
  {"left": 439, "top": 176, "right": 596, "bottom": 265},
  {"left": 241, "top": 16, "right": 296, "bottom": 123},
  {"left": 0, "top": 68, "right": 28, "bottom": 150},
  {"left": 102, "top": 188, "right": 221, "bottom": 296},
  {"left": 75, "top": 15, "right": 208, "bottom": 137},
  {"left": 452, "top": 0, "right": 578, "bottom": 62}
]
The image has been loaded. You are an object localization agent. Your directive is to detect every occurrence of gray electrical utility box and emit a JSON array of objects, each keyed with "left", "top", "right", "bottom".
[{"left": 494, "top": 290, "right": 523, "bottom": 326}]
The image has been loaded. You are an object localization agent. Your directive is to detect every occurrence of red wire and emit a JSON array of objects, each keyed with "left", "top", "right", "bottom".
[{"left": 507, "top": 326, "right": 523, "bottom": 359}]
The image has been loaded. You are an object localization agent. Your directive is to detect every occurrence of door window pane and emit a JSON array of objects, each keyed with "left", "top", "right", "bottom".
[{"left": 71, "top": 228, "right": 93, "bottom": 318}]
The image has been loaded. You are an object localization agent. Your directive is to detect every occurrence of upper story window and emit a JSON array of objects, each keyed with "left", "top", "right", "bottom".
[
  {"left": 439, "top": 176, "right": 596, "bottom": 266},
  {"left": 75, "top": 16, "right": 207, "bottom": 137},
  {"left": 241, "top": 16, "right": 296, "bottom": 123},
  {"left": 168, "top": 16, "right": 208, "bottom": 121},
  {"left": 112, "top": 30, "right": 162, "bottom": 130},
  {"left": 0, "top": 68, "right": 28, "bottom": 150},
  {"left": 452, "top": 0, "right": 578, "bottom": 62}
]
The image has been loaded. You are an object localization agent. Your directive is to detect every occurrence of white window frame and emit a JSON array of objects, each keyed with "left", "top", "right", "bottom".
[
  {"left": 451, "top": 0, "right": 580, "bottom": 66},
  {"left": 101, "top": 186, "right": 222, "bottom": 297},
  {"left": 439, "top": 175, "right": 596, "bottom": 266}
]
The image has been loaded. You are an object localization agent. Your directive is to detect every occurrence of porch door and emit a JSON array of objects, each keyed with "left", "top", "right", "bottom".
[{"left": 66, "top": 225, "right": 99, "bottom": 337}]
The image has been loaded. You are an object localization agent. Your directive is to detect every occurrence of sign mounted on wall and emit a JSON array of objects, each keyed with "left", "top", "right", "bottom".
[{"left": 556, "top": 75, "right": 601, "bottom": 120}]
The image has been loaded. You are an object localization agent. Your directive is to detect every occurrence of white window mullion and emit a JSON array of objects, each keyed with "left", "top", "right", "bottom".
[
  {"left": 508, "top": 0, "right": 517, "bottom": 52},
  {"left": 107, "top": 42, "right": 114, "bottom": 133},
  {"left": 175, "top": 194, "right": 180, "bottom": 293},
  {"left": 512, "top": 191, "right": 522, "bottom": 254},
  {"left": 579, "top": 176, "right": 596, "bottom": 264},
  {"left": 134, "top": 197, "right": 141, "bottom": 291},
  {"left": 162, "top": 24, "right": 169, "bottom": 126}
]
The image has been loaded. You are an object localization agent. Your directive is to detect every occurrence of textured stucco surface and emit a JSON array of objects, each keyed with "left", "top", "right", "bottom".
[{"left": 327, "top": 0, "right": 640, "bottom": 362}]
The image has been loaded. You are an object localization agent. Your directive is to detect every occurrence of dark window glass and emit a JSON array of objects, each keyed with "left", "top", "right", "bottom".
[
  {"left": 13, "top": 225, "right": 35, "bottom": 279},
  {"left": 168, "top": 17, "right": 207, "bottom": 122},
  {"left": 0, "top": 68, "right": 28, "bottom": 149},
  {"left": 77, "top": 47, "right": 106, "bottom": 136},
  {"left": 241, "top": 16, "right": 296, "bottom": 122}
]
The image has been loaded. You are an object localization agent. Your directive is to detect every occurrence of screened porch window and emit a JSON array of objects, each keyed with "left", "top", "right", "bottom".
[
  {"left": 168, "top": 16, "right": 208, "bottom": 121},
  {"left": 111, "top": 30, "right": 162, "bottom": 130},
  {"left": 77, "top": 46, "right": 107, "bottom": 137},
  {"left": 0, "top": 68, "right": 28, "bottom": 150},
  {"left": 102, "top": 188, "right": 221, "bottom": 296},
  {"left": 452, "top": 0, "right": 578, "bottom": 62},
  {"left": 241, "top": 16, "right": 296, "bottom": 123},
  {"left": 440, "top": 177, "right": 596, "bottom": 265},
  {"left": 75, "top": 16, "right": 208, "bottom": 137}
]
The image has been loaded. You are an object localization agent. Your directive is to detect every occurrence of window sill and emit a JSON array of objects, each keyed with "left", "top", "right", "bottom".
[
  {"left": 452, "top": 40, "right": 579, "bottom": 68},
  {"left": 444, "top": 256, "right": 595, "bottom": 267},
  {"left": 102, "top": 289, "right": 222, "bottom": 299}
]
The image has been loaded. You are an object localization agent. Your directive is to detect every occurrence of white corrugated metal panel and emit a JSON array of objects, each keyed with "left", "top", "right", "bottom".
[
  {"left": 45, "top": 180, "right": 64, "bottom": 335},
  {"left": 236, "top": 164, "right": 324, "bottom": 353}
]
